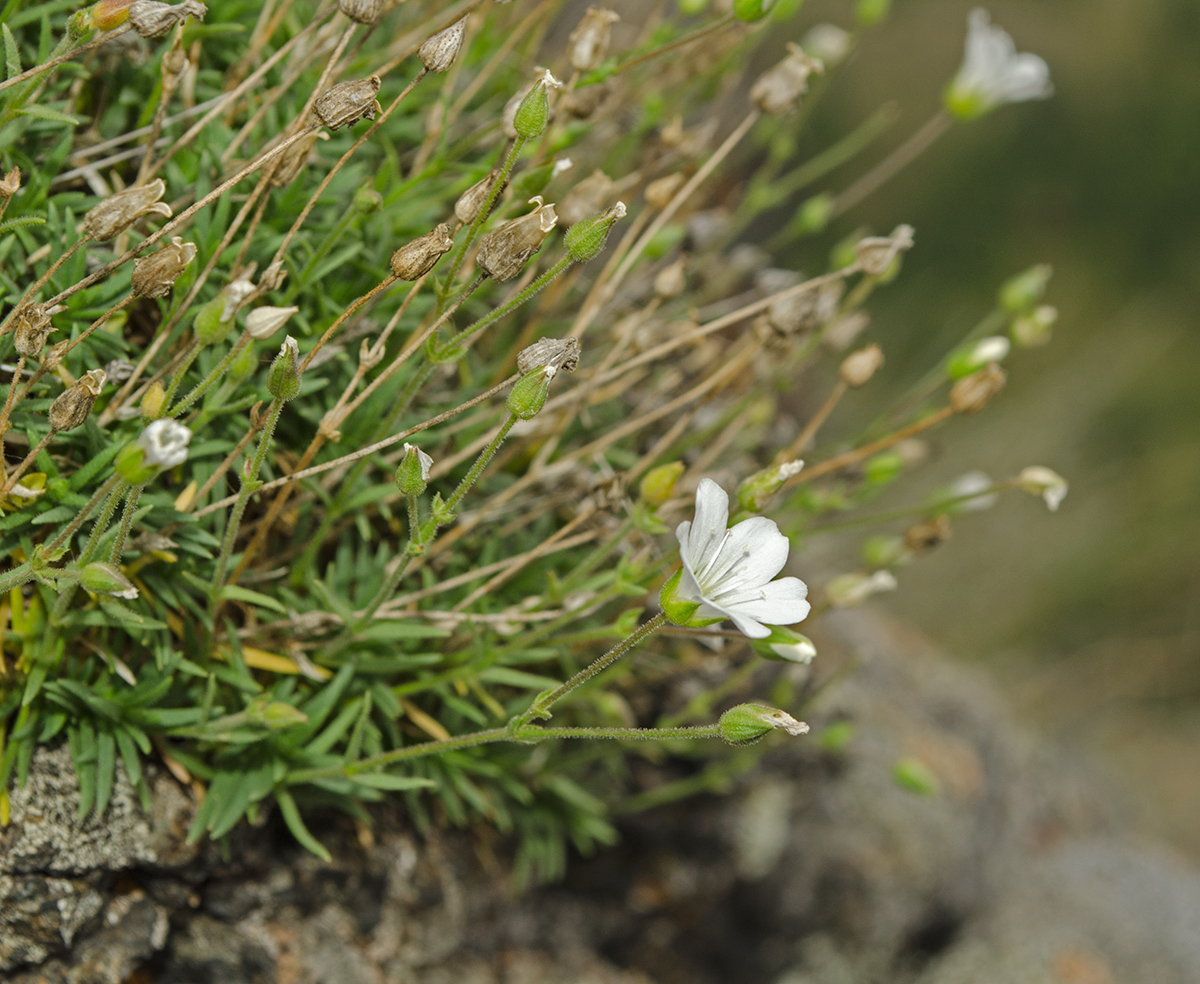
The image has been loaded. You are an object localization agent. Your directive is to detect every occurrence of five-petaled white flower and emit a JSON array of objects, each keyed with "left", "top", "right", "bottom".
[
  {"left": 945, "top": 9, "right": 1053, "bottom": 121},
  {"left": 661, "top": 479, "right": 810, "bottom": 639},
  {"left": 139, "top": 419, "right": 192, "bottom": 470}
]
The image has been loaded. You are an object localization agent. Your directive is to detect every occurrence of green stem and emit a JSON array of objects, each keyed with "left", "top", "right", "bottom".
[
  {"left": 43, "top": 473, "right": 123, "bottom": 559},
  {"left": 406, "top": 494, "right": 421, "bottom": 550},
  {"left": 443, "top": 254, "right": 574, "bottom": 354},
  {"left": 804, "top": 483, "right": 1014, "bottom": 535},
  {"left": 159, "top": 340, "right": 203, "bottom": 415},
  {"left": 170, "top": 332, "right": 250, "bottom": 417},
  {"left": 437, "top": 411, "right": 517, "bottom": 518},
  {"left": 0, "top": 561, "right": 34, "bottom": 594},
  {"left": 516, "top": 723, "right": 721, "bottom": 742},
  {"left": 108, "top": 486, "right": 143, "bottom": 564},
  {"left": 78, "top": 481, "right": 126, "bottom": 565}
]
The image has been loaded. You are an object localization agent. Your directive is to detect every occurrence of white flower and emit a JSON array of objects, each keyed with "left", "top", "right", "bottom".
[
  {"left": 663, "top": 478, "right": 810, "bottom": 639},
  {"left": 770, "top": 635, "right": 816, "bottom": 664},
  {"left": 945, "top": 9, "right": 1053, "bottom": 120},
  {"left": 825, "top": 570, "right": 897, "bottom": 608},
  {"left": 1017, "top": 466, "right": 1068, "bottom": 511},
  {"left": 138, "top": 419, "right": 192, "bottom": 470},
  {"left": 948, "top": 470, "right": 999, "bottom": 511},
  {"left": 245, "top": 305, "right": 298, "bottom": 339}
]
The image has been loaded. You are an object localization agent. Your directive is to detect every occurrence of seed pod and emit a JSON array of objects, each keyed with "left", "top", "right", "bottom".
[
  {"left": 568, "top": 7, "right": 619, "bottom": 72},
  {"left": 750, "top": 42, "right": 823, "bottom": 115},
  {"left": 838, "top": 343, "right": 884, "bottom": 387},
  {"left": 418, "top": 15, "right": 467, "bottom": 73},
  {"left": 269, "top": 129, "right": 324, "bottom": 188},
  {"left": 337, "top": 0, "right": 382, "bottom": 25},
  {"left": 654, "top": 257, "right": 686, "bottom": 299},
  {"left": 561, "top": 80, "right": 609, "bottom": 119},
  {"left": 557, "top": 169, "right": 616, "bottom": 227},
  {"left": 314, "top": 76, "right": 382, "bottom": 130},
  {"left": 644, "top": 172, "right": 685, "bottom": 210},
  {"left": 904, "top": 515, "right": 952, "bottom": 553},
  {"left": 563, "top": 202, "right": 624, "bottom": 262},
  {"left": 83, "top": 179, "right": 173, "bottom": 241},
  {"left": 245, "top": 305, "right": 298, "bottom": 340},
  {"left": 104, "top": 359, "right": 136, "bottom": 384},
  {"left": 517, "top": 336, "right": 580, "bottom": 375},
  {"left": 950, "top": 363, "right": 1006, "bottom": 414},
  {"left": 454, "top": 169, "right": 505, "bottom": 225},
  {"left": 127, "top": 0, "right": 207, "bottom": 39},
  {"left": 475, "top": 197, "right": 558, "bottom": 281},
  {"left": 506, "top": 366, "right": 554, "bottom": 419},
  {"left": 509, "top": 70, "right": 562, "bottom": 140},
  {"left": 131, "top": 236, "right": 196, "bottom": 297},
  {"left": 0, "top": 167, "right": 20, "bottom": 198},
  {"left": 855, "top": 224, "right": 915, "bottom": 276},
  {"left": 12, "top": 304, "right": 53, "bottom": 357},
  {"left": 40, "top": 340, "right": 69, "bottom": 375},
  {"left": 390, "top": 223, "right": 454, "bottom": 280},
  {"left": 48, "top": 369, "right": 106, "bottom": 431}
]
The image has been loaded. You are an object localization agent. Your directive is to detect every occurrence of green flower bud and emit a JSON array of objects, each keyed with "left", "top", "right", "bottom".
[
  {"left": 893, "top": 756, "right": 941, "bottom": 796},
  {"left": 736, "top": 459, "right": 804, "bottom": 512},
  {"left": 999, "top": 264, "right": 1052, "bottom": 314},
  {"left": 795, "top": 192, "right": 834, "bottom": 235},
  {"left": 1010, "top": 304, "right": 1057, "bottom": 348},
  {"left": 266, "top": 336, "right": 302, "bottom": 402},
  {"left": 513, "top": 70, "right": 560, "bottom": 140},
  {"left": 395, "top": 443, "right": 433, "bottom": 495},
  {"left": 80, "top": 562, "right": 138, "bottom": 599},
  {"left": 639, "top": 461, "right": 685, "bottom": 508},
  {"left": 945, "top": 336, "right": 1011, "bottom": 380},
  {"left": 564, "top": 202, "right": 626, "bottom": 262},
  {"left": 733, "top": 0, "right": 775, "bottom": 22},
  {"left": 860, "top": 534, "right": 906, "bottom": 568},
  {"left": 855, "top": 0, "right": 891, "bottom": 28},
  {"left": 718, "top": 703, "right": 808, "bottom": 745},
  {"left": 193, "top": 296, "right": 230, "bottom": 346},
  {"left": 751, "top": 626, "right": 817, "bottom": 664},
  {"left": 864, "top": 450, "right": 904, "bottom": 486},
  {"left": 354, "top": 184, "right": 383, "bottom": 213},
  {"left": 506, "top": 366, "right": 554, "bottom": 419},
  {"left": 229, "top": 341, "right": 257, "bottom": 384},
  {"left": 246, "top": 696, "right": 309, "bottom": 730}
]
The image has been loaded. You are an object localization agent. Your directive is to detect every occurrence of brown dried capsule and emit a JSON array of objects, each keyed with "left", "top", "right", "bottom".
[
  {"left": 557, "top": 169, "right": 616, "bottom": 228},
  {"left": 83, "top": 179, "right": 173, "bottom": 242},
  {"left": 337, "top": 0, "right": 382, "bottom": 25},
  {"left": 644, "top": 172, "right": 685, "bottom": 210},
  {"left": 568, "top": 7, "right": 619, "bottom": 73},
  {"left": 766, "top": 282, "right": 840, "bottom": 337},
  {"left": 39, "top": 340, "right": 70, "bottom": 376},
  {"left": 0, "top": 167, "right": 20, "bottom": 198},
  {"left": 12, "top": 304, "right": 53, "bottom": 357},
  {"left": 48, "top": 369, "right": 106, "bottom": 431},
  {"left": 903, "top": 515, "right": 951, "bottom": 554},
  {"left": 653, "top": 257, "right": 686, "bottom": 299},
  {"left": 130, "top": 236, "right": 196, "bottom": 297},
  {"left": 950, "top": 363, "right": 1007, "bottom": 415},
  {"left": 418, "top": 15, "right": 467, "bottom": 73},
  {"left": 561, "top": 80, "right": 608, "bottom": 120},
  {"left": 269, "top": 130, "right": 325, "bottom": 188},
  {"left": 838, "top": 343, "right": 884, "bottom": 388},
  {"left": 856, "top": 224, "right": 915, "bottom": 276},
  {"left": 475, "top": 197, "right": 558, "bottom": 282},
  {"left": 390, "top": 223, "right": 454, "bottom": 280},
  {"left": 454, "top": 169, "right": 506, "bottom": 225},
  {"left": 314, "top": 76, "right": 382, "bottom": 130},
  {"left": 750, "top": 42, "right": 823, "bottom": 115},
  {"left": 517, "top": 336, "right": 580, "bottom": 375},
  {"left": 127, "top": 0, "right": 207, "bottom": 39}
]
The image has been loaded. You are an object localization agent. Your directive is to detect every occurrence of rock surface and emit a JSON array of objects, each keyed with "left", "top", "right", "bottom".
[{"left": 3, "top": 609, "right": 1199, "bottom": 983}]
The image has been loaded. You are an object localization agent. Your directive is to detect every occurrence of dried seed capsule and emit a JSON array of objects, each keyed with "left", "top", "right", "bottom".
[
  {"left": 517, "top": 336, "right": 580, "bottom": 375},
  {"left": 454, "top": 169, "right": 505, "bottom": 226},
  {"left": 475, "top": 197, "right": 558, "bottom": 281},
  {"left": 314, "top": 76, "right": 382, "bottom": 130},
  {"left": 644, "top": 172, "right": 685, "bottom": 210},
  {"left": 557, "top": 169, "right": 616, "bottom": 227},
  {"left": 950, "top": 363, "right": 1006, "bottom": 414},
  {"left": 48, "top": 369, "right": 106, "bottom": 431},
  {"left": 127, "top": 0, "right": 207, "bottom": 39},
  {"left": 104, "top": 359, "right": 135, "bottom": 384},
  {"left": 337, "top": 0, "right": 382, "bottom": 25},
  {"left": 563, "top": 202, "right": 624, "bottom": 262},
  {"left": 390, "top": 223, "right": 454, "bottom": 280},
  {"left": 83, "top": 179, "right": 173, "bottom": 241},
  {"left": 12, "top": 304, "right": 53, "bottom": 357},
  {"left": 654, "top": 257, "right": 686, "bottom": 299},
  {"left": 568, "top": 7, "right": 619, "bottom": 72},
  {"left": 131, "top": 236, "right": 196, "bottom": 297},
  {"left": 904, "top": 515, "right": 952, "bottom": 553},
  {"left": 855, "top": 224, "right": 915, "bottom": 276},
  {"left": 40, "top": 341, "right": 69, "bottom": 375},
  {"left": 750, "top": 42, "right": 823, "bottom": 115},
  {"left": 269, "top": 129, "right": 325, "bottom": 188},
  {"left": 0, "top": 167, "right": 20, "bottom": 198},
  {"left": 561, "top": 80, "right": 608, "bottom": 119},
  {"left": 838, "top": 343, "right": 884, "bottom": 387},
  {"left": 418, "top": 15, "right": 467, "bottom": 73}
]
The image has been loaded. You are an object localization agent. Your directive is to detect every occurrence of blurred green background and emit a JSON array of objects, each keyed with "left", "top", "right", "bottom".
[{"left": 793, "top": 0, "right": 1200, "bottom": 852}]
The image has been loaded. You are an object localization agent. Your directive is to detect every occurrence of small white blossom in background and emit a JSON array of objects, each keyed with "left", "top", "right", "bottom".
[
  {"left": 945, "top": 9, "right": 1053, "bottom": 121},
  {"left": 139, "top": 419, "right": 192, "bottom": 470},
  {"left": 826, "top": 570, "right": 898, "bottom": 608},
  {"left": 1018, "top": 466, "right": 1068, "bottom": 511},
  {"left": 948, "top": 470, "right": 999, "bottom": 511},
  {"left": 660, "top": 479, "right": 810, "bottom": 639}
]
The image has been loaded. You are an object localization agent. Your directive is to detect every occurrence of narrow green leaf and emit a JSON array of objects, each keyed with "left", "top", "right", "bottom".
[
  {"left": 220, "top": 584, "right": 288, "bottom": 614},
  {"left": 95, "top": 730, "right": 116, "bottom": 816},
  {"left": 350, "top": 772, "right": 437, "bottom": 791},
  {"left": 18, "top": 104, "right": 83, "bottom": 125},
  {"left": 275, "top": 787, "right": 331, "bottom": 862},
  {"left": 2, "top": 24, "right": 20, "bottom": 79}
]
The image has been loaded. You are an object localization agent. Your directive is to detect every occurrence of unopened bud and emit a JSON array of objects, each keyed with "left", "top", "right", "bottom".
[
  {"left": 476, "top": 197, "right": 558, "bottom": 280},
  {"left": 12, "top": 304, "right": 53, "bottom": 357},
  {"left": 116, "top": 418, "right": 191, "bottom": 484},
  {"left": 719, "top": 703, "right": 808, "bottom": 746},
  {"left": 267, "top": 336, "right": 302, "bottom": 401},
  {"left": 338, "top": 0, "right": 382, "bottom": 25},
  {"left": 736, "top": 459, "right": 804, "bottom": 512},
  {"left": 826, "top": 570, "right": 898, "bottom": 608},
  {"left": 48, "top": 369, "right": 105, "bottom": 431},
  {"left": 245, "top": 305, "right": 297, "bottom": 340},
  {"left": 418, "top": 15, "right": 467, "bottom": 73},
  {"left": 558, "top": 170, "right": 616, "bottom": 227},
  {"left": 945, "top": 471, "right": 999, "bottom": 511},
  {"left": 949, "top": 363, "right": 1006, "bottom": 414},
  {"left": 314, "top": 76, "right": 382, "bottom": 130},
  {"left": 246, "top": 696, "right": 308, "bottom": 730},
  {"left": 839, "top": 343, "right": 884, "bottom": 387},
  {"left": 752, "top": 626, "right": 817, "bottom": 665},
  {"left": 999, "top": 263, "right": 1052, "bottom": 314},
  {"left": 140, "top": 380, "right": 166, "bottom": 419},
  {"left": 83, "top": 179, "right": 172, "bottom": 241},
  {"left": 861, "top": 534, "right": 907, "bottom": 568},
  {"left": 192, "top": 296, "right": 229, "bottom": 345},
  {"left": 639, "top": 461, "right": 684, "bottom": 508},
  {"left": 395, "top": 443, "right": 433, "bottom": 495},
  {"left": 946, "top": 335, "right": 1010, "bottom": 379},
  {"left": 130, "top": 236, "right": 195, "bottom": 297},
  {"left": 79, "top": 562, "right": 138, "bottom": 599},
  {"left": 856, "top": 0, "right": 892, "bottom": 28},
  {"left": 733, "top": 0, "right": 777, "bottom": 21},
  {"left": 855, "top": 224, "right": 914, "bottom": 276},
  {"left": 127, "top": 0, "right": 206, "bottom": 39},
  {"left": 512, "top": 70, "right": 562, "bottom": 140},
  {"left": 568, "top": 7, "right": 620, "bottom": 72},
  {"left": 795, "top": 192, "right": 834, "bottom": 235},
  {"left": 91, "top": 0, "right": 134, "bottom": 31},
  {"left": 903, "top": 515, "right": 951, "bottom": 553},
  {"left": 750, "top": 42, "right": 823, "bottom": 115},
  {"left": 454, "top": 169, "right": 505, "bottom": 225},
  {"left": 654, "top": 257, "right": 686, "bottom": 299},
  {"left": 1010, "top": 304, "right": 1057, "bottom": 347},
  {"left": 563, "top": 202, "right": 624, "bottom": 263},
  {"left": 506, "top": 366, "right": 555, "bottom": 419},
  {"left": 644, "top": 172, "right": 684, "bottom": 210},
  {"left": 516, "top": 336, "right": 580, "bottom": 375},
  {"left": 1017, "top": 465, "right": 1068, "bottom": 512},
  {"left": 229, "top": 341, "right": 257, "bottom": 384},
  {"left": 390, "top": 223, "right": 454, "bottom": 280}
]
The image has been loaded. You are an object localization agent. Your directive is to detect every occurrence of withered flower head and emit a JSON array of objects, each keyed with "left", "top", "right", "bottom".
[
  {"left": 950, "top": 363, "right": 1007, "bottom": 415},
  {"left": 568, "top": 7, "right": 620, "bottom": 72},
  {"left": 750, "top": 42, "right": 823, "bottom": 115},
  {"left": 557, "top": 169, "right": 616, "bottom": 228},
  {"left": 390, "top": 223, "right": 454, "bottom": 280},
  {"left": 517, "top": 336, "right": 581, "bottom": 375},
  {"left": 765, "top": 284, "right": 836, "bottom": 337},
  {"left": 838, "top": 343, "right": 884, "bottom": 388},
  {"left": 475, "top": 197, "right": 558, "bottom": 282},
  {"left": 654, "top": 257, "right": 687, "bottom": 299},
  {"left": 314, "top": 76, "right": 382, "bottom": 130},
  {"left": 644, "top": 172, "right": 685, "bottom": 210},
  {"left": 269, "top": 129, "right": 325, "bottom": 188},
  {"left": 13, "top": 304, "right": 54, "bottom": 357},
  {"left": 40, "top": 340, "right": 69, "bottom": 375},
  {"left": 0, "top": 167, "right": 20, "bottom": 198},
  {"left": 855, "top": 224, "right": 915, "bottom": 276},
  {"left": 48, "top": 369, "right": 106, "bottom": 431},
  {"left": 904, "top": 515, "right": 952, "bottom": 554},
  {"left": 454, "top": 169, "right": 505, "bottom": 226},
  {"left": 337, "top": 0, "right": 382, "bottom": 25},
  {"left": 83, "top": 179, "right": 173, "bottom": 241},
  {"left": 418, "top": 15, "right": 467, "bottom": 73},
  {"left": 127, "top": 0, "right": 207, "bottom": 39},
  {"left": 130, "top": 236, "right": 196, "bottom": 297},
  {"left": 561, "top": 80, "right": 609, "bottom": 120}
]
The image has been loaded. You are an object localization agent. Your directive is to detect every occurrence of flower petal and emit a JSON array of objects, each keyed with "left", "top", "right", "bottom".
[
  {"left": 719, "top": 577, "right": 811, "bottom": 627},
  {"left": 687, "top": 479, "right": 729, "bottom": 573},
  {"left": 700, "top": 516, "right": 789, "bottom": 596}
]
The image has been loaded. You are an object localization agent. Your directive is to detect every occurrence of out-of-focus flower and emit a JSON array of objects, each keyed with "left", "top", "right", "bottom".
[
  {"left": 944, "top": 9, "right": 1053, "bottom": 121},
  {"left": 1017, "top": 466, "right": 1068, "bottom": 511}
]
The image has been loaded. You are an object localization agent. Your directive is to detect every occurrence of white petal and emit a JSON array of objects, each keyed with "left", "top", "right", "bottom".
[
  {"left": 676, "top": 554, "right": 707, "bottom": 605},
  {"left": 700, "top": 516, "right": 789, "bottom": 596},
  {"left": 997, "top": 54, "right": 1053, "bottom": 102},
  {"left": 688, "top": 479, "right": 730, "bottom": 571},
  {"left": 721, "top": 577, "right": 811, "bottom": 627}
]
